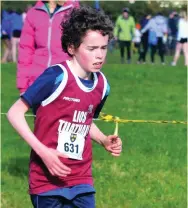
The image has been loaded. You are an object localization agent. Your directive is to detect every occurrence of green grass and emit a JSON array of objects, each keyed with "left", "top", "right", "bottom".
[{"left": 1, "top": 51, "right": 187, "bottom": 208}]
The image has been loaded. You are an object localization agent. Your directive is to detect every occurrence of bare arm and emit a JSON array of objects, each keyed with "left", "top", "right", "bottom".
[
  {"left": 89, "top": 122, "right": 107, "bottom": 145},
  {"left": 90, "top": 122, "right": 122, "bottom": 157},
  {"left": 7, "top": 99, "right": 46, "bottom": 154},
  {"left": 7, "top": 99, "right": 71, "bottom": 176}
]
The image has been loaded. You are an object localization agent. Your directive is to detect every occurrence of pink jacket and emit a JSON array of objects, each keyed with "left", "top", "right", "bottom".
[{"left": 17, "top": 0, "right": 79, "bottom": 92}]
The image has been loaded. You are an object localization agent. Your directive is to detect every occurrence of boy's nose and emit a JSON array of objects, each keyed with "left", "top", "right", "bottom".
[{"left": 96, "top": 50, "right": 103, "bottom": 59}]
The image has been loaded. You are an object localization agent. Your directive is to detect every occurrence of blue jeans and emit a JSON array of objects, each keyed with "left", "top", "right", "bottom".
[{"left": 30, "top": 193, "right": 95, "bottom": 208}]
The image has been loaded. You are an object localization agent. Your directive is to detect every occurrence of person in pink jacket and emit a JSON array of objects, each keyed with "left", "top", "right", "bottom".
[{"left": 17, "top": 0, "right": 79, "bottom": 93}]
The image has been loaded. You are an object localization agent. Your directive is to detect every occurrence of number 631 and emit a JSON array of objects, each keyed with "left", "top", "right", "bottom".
[{"left": 64, "top": 143, "right": 79, "bottom": 153}]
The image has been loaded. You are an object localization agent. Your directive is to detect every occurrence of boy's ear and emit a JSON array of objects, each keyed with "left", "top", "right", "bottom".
[{"left": 67, "top": 45, "right": 75, "bottom": 56}]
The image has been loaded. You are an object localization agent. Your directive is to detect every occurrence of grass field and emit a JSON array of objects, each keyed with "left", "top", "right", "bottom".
[{"left": 1, "top": 51, "right": 187, "bottom": 208}]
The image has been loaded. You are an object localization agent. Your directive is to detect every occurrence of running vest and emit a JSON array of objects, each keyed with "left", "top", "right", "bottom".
[{"left": 29, "top": 61, "right": 107, "bottom": 194}]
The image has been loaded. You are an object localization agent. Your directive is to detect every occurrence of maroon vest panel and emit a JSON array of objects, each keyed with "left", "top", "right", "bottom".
[{"left": 29, "top": 62, "right": 105, "bottom": 194}]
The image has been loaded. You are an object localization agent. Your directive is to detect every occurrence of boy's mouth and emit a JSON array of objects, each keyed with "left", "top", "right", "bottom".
[
  {"left": 93, "top": 62, "right": 103, "bottom": 69},
  {"left": 93, "top": 62, "right": 102, "bottom": 66}
]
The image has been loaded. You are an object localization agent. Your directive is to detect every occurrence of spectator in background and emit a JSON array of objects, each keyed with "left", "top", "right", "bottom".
[
  {"left": 10, "top": 9, "right": 24, "bottom": 63},
  {"left": 171, "top": 11, "right": 188, "bottom": 66},
  {"left": 108, "top": 37, "right": 117, "bottom": 54},
  {"left": 107, "top": 11, "right": 116, "bottom": 54},
  {"left": 168, "top": 11, "right": 179, "bottom": 55},
  {"left": 137, "top": 14, "right": 151, "bottom": 64},
  {"left": 141, "top": 12, "right": 168, "bottom": 65},
  {"left": 22, "top": 4, "right": 33, "bottom": 22},
  {"left": 132, "top": 23, "right": 141, "bottom": 57},
  {"left": 114, "top": 7, "right": 135, "bottom": 64},
  {"left": 17, "top": 0, "right": 79, "bottom": 94},
  {"left": 1, "top": 9, "right": 13, "bottom": 63}
]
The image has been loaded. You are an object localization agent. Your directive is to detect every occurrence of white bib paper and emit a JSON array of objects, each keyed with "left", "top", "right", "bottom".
[{"left": 57, "top": 131, "right": 85, "bottom": 160}]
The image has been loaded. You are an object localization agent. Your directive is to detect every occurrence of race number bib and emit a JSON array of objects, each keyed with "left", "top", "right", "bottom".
[{"left": 57, "top": 131, "right": 85, "bottom": 160}]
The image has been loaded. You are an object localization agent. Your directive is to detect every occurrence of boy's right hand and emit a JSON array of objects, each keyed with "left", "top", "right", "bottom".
[{"left": 39, "top": 147, "right": 71, "bottom": 177}]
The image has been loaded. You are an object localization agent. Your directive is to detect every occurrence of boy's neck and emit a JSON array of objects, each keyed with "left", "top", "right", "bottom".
[{"left": 67, "top": 60, "right": 92, "bottom": 80}]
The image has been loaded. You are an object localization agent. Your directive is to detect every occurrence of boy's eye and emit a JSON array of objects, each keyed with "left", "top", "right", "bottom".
[
  {"left": 88, "top": 46, "right": 107, "bottom": 51},
  {"left": 88, "top": 48, "right": 95, "bottom": 51}
]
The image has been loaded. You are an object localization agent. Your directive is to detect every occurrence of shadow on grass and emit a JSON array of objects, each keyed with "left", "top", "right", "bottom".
[{"left": 4, "top": 157, "right": 30, "bottom": 178}]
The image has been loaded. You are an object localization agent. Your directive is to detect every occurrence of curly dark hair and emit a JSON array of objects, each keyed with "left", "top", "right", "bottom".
[{"left": 61, "top": 5, "right": 114, "bottom": 56}]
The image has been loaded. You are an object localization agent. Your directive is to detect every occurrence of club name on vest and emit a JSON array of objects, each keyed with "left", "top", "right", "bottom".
[
  {"left": 73, "top": 110, "right": 87, "bottom": 123},
  {"left": 58, "top": 110, "right": 90, "bottom": 137}
]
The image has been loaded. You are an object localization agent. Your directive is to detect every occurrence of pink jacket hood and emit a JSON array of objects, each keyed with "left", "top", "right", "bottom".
[{"left": 17, "top": 0, "right": 79, "bottom": 92}]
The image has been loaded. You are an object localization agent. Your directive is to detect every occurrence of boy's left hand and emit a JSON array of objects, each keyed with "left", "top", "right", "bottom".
[{"left": 102, "top": 135, "right": 122, "bottom": 157}]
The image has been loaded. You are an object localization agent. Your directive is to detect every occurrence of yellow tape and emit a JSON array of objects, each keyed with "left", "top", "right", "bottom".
[
  {"left": 1, "top": 112, "right": 187, "bottom": 125},
  {"left": 113, "top": 117, "right": 119, "bottom": 135},
  {"left": 99, "top": 113, "right": 187, "bottom": 125}
]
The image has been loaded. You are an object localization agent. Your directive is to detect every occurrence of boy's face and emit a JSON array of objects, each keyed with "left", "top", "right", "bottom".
[{"left": 70, "top": 30, "right": 109, "bottom": 73}]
